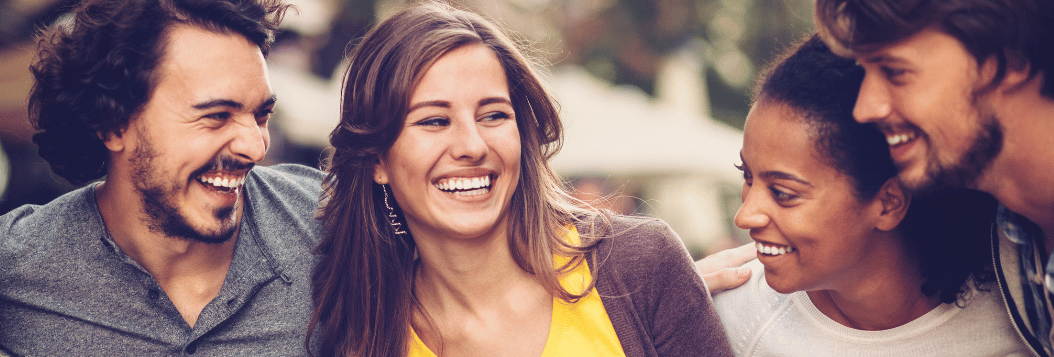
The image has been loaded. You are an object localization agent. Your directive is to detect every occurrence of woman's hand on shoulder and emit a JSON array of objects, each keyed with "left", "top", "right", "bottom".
[{"left": 695, "top": 242, "right": 756, "bottom": 292}]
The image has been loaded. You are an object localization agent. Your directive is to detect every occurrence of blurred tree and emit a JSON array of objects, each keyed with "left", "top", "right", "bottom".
[
  {"left": 553, "top": 0, "right": 814, "bottom": 129},
  {"left": 311, "top": 0, "right": 377, "bottom": 79}
]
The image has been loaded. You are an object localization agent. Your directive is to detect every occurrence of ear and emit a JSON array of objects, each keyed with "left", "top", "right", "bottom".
[
  {"left": 1000, "top": 61, "right": 1033, "bottom": 91},
  {"left": 981, "top": 55, "right": 1032, "bottom": 91},
  {"left": 373, "top": 159, "right": 389, "bottom": 185},
  {"left": 874, "top": 179, "right": 910, "bottom": 231},
  {"left": 101, "top": 129, "right": 126, "bottom": 152}
]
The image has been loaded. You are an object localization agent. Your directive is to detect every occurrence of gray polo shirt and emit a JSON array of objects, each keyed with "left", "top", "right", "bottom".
[{"left": 0, "top": 164, "right": 324, "bottom": 356}]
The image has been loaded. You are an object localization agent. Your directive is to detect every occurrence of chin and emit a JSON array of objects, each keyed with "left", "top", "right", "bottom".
[
  {"left": 164, "top": 205, "right": 239, "bottom": 244},
  {"left": 765, "top": 280, "right": 801, "bottom": 294},
  {"left": 763, "top": 268, "right": 804, "bottom": 294},
  {"left": 896, "top": 164, "right": 937, "bottom": 193}
]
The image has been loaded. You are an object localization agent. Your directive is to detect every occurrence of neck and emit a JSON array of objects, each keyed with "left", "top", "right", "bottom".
[
  {"left": 808, "top": 230, "right": 940, "bottom": 331},
  {"left": 975, "top": 76, "right": 1054, "bottom": 255},
  {"left": 94, "top": 179, "right": 238, "bottom": 283},
  {"left": 412, "top": 226, "right": 537, "bottom": 312},
  {"left": 409, "top": 224, "right": 555, "bottom": 356}
]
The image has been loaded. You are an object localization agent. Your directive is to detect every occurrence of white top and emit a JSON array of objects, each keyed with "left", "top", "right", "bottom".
[{"left": 713, "top": 260, "right": 1031, "bottom": 357}]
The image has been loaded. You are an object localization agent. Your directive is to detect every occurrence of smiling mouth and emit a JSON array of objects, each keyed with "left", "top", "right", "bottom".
[
  {"left": 434, "top": 175, "right": 493, "bottom": 196},
  {"left": 756, "top": 241, "right": 796, "bottom": 256},
  {"left": 196, "top": 172, "right": 247, "bottom": 194},
  {"left": 886, "top": 130, "right": 918, "bottom": 148}
]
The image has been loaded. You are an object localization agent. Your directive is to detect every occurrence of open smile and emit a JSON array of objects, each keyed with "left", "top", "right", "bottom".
[
  {"left": 195, "top": 171, "right": 248, "bottom": 194},
  {"left": 884, "top": 128, "right": 919, "bottom": 148},
  {"left": 876, "top": 123, "right": 924, "bottom": 164},
  {"left": 756, "top": 241, "right": 796, "bottom": 256},
  {"left": 433, "top": 174, "right": 494, "bottom": 196}
]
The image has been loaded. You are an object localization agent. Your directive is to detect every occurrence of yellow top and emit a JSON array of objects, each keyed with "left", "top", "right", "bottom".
[{"left": 408, "top": 227, "right": 625, "bottom": 356}]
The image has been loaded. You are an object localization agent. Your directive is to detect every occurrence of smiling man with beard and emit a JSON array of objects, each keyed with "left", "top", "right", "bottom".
[
  {"left": 814, "top": 0, "right": 1054, "bottom": 355},
  {"left": 0, "top": 0, "right": 325, "bottom": 355}
]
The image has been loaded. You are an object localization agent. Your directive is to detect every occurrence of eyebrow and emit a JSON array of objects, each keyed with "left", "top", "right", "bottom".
[
  {"left": 759, "top": 171, "right": 812, "bottom": 186},
  {"left": 479, "top": 97, "right": 512, "bottom": 106},
  {"left": 406, "top": 96, "right": 512, "bottom": 113},
  {"left": 862, "top": 54, "right": 909, "bottom": 66},
  {"left": 192, "top": 94, "right": 278, "bottom": 112}
]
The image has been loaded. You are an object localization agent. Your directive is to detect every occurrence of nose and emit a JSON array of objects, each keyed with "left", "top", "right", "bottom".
[
  {"left": 733, "top": 186, "right": 769, "bottom": 230},
  {"left": 853, "top": 72, "right": 892, "bottom": 124},
  {"left": 229, "top": 116, "right": 269, "bottom": 163},
  {"left": 449, "top": 117, "right": 488, "bottom": 161}
]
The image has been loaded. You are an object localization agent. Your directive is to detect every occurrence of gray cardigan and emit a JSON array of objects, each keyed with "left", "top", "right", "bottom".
[{"left": 585, "top": 215, "right": 734, "bottom": 357}]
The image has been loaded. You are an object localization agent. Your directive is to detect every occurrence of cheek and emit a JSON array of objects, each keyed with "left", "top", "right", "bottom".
[
  {"left": 261, "top": 126, "right": 271, "bottom": 150},
  {"left": 494, "top": 126, "right": 522, "bottom": 172}
]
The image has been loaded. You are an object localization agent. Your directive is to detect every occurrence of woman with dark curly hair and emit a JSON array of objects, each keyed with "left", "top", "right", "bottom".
[
  {"left": 712, "top": 35, "right": 1028, "bottom": 356},
  {"left": 307, "top": 3, "right": 732, "bottom": 357}
]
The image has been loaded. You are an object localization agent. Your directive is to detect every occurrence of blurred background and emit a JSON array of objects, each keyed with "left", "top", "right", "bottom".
[{"left": 0, "top": 0, "right": 815, "bottom": 258}]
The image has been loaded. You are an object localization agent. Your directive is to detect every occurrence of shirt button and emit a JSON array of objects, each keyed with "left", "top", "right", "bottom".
[{"left": 148, "top": 289, "right": 161, "bottom": 300}]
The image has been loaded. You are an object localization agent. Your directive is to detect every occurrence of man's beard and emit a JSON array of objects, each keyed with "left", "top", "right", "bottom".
[
  {"left": 915, "top": 104, "right": 1004, "bottom": 195},
  {"left": 130, "top": 139, "right": 247, "bottom": 244}
]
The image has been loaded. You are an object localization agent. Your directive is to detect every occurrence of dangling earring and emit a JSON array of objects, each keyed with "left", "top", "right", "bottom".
[{"left": 382, "top": 184, "right": 407, "bottom": 235}]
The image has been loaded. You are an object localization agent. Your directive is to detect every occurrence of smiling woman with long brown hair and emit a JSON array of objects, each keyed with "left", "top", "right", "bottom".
[{"left": 306, "top": 3, "right": 731, "bottom": 357}]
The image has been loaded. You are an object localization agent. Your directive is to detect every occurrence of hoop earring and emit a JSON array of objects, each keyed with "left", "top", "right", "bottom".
[{"left": 383, "top": 184, "right": 408, "bottom": 235}]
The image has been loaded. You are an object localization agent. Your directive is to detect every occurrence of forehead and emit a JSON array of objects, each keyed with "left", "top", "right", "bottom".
[
  {"left": 152, "top": 24, "right": 270, "bottom": 98},
  {"left": 855, "top": 28, "right": 977, "bottom": 68},
  {"left": 744, "top": 101, "right": 813, "bottom": 156},
  {"left": 411, "top": 44, "right": 509, "bottom": 102},
  {"left": 742, "top": 101, "right": 834, "bottom": 176}
]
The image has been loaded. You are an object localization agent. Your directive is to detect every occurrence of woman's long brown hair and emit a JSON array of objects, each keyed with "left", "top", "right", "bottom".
[{"left": 307, "top": 2, "right": 605, "bottom": 356}]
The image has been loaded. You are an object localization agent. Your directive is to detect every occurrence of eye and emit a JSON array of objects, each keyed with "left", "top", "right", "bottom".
[
  {"left": 204, "top": 112, "right": 232, "bottom": 121},
  {"left": 255, "top": 108, "right": 274, "bottom": 125},
  {"left": 770, "top": 186, "right": 799, "bottom": 205},
  {"left": 734, "top": 162, "right": 752, "bottom": 184},
  {"left": 880, "top": 66, "right": 907, "bottom": 84},
  {"left": 414, "top": 117, "right": 450, "bottom": 127},
  {"left": 479, "top": 111, "right": 512, "bottom": 125}
]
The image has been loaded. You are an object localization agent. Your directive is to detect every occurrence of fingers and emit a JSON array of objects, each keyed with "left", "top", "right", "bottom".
[
  {"left": 695, "top": 242, "right": 757, "bottom": 292},
  {"left": 695, "top": 242, "right": 756, "bottom": 273},
  {"left": 699, "top": 266, "right": 751, "bottom": 292}
]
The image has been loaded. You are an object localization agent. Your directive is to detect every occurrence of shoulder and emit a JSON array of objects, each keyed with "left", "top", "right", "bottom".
[
  {"left": 0, "top": 185, "right": 104, "bottom": 271},
  {"left": 245, "top": 164, "right": 324, "bottom": 210},
  {"left": 0, "top": 185, "right": 99, "bottom": 241},
  {"left": 242, "top": 164, "right": 325, "bottom": 246},
  {"left": 713, "top": 260, "right": 785, "bottom": 326},
  {"left": 712, "top": 261, "right": 797, "bottom": 356},
  {"left": 247, "top": 164, "right": 325, "bottom": 190},
  {"left": 586, "top": 214, "right": 684, "bottom": 260},
  {"left": 584, "top": 214, "right": 698, "bottom": 293}
]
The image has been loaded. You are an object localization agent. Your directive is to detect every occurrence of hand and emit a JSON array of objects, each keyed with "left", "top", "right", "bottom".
[{"left": 695, "top": 242, "right": 756, "bottom": 292}]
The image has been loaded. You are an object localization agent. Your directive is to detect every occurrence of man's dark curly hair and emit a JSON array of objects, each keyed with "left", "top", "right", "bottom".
[
  {"left": 28, "top": 0, "right": 292, "bottom": 185},
  {"left": 758, "top": 35, "right": 996, "bottom": 304}
]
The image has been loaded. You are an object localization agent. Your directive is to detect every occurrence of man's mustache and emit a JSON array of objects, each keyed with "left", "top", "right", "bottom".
[{"left": 190, "top": 155, "right": 255, "bottom": 178}]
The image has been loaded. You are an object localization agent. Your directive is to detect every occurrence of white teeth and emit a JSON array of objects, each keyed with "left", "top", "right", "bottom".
[
  {"left": 886, "top": 132, "right": 915, "bottom": 146},
  {"left": 198, "top": 175, "right": 244, "bottom": 189},
  {"left": 756, "top": 242, "right": 795, "bottom": 256},
  {"left": 434, "top": 175, "right": 492, "bottom": 192}
]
